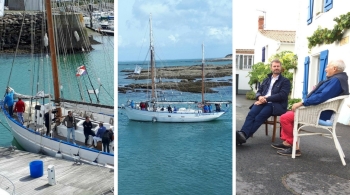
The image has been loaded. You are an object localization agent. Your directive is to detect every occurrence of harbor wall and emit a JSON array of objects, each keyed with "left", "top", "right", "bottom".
[{"left": 0, "top": 11, "right": 92, "bottom": 54}]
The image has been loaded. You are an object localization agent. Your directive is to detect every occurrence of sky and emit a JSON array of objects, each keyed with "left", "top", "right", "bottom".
[
  {"left": 233, "top": 0, "right": 301, "bottom": 49},
  {"left": 118, "top": 0, "right": 232, "bottom": 61}
]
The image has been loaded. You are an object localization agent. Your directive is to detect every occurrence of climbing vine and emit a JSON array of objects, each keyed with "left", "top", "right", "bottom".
[{"left": 307, "top": 12, "right": 350, "bottom": 49}]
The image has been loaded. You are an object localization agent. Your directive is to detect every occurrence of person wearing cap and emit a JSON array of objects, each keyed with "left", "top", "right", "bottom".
[{"left": 93, "top": 122, "right": 106, "bottom": 147}]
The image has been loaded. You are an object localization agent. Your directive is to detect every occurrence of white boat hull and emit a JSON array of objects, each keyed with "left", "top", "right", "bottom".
[
  {"left": 123, "top": 107, "right": 226, "bottom": 122},
  {"left": 3, "top": 109, "right": 114, "bottom": 166}
]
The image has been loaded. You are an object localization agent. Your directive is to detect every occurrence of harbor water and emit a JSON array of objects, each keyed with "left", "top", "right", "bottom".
[
  {"left": 0, "top": 36, "right": 114, "bottom": 148},
  {"left": 118, "top": 59, "right": 233, "bottom": 194}
]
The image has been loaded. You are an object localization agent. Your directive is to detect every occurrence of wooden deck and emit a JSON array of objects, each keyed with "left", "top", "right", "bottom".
[{"left": 0, "top": 147, "right": 114, "bottom": 195}]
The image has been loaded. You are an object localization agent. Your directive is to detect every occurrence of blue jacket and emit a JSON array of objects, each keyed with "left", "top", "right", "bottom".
[
  {"left": 96, "top": 126, "right": 107, "bottom": 138},
  {"left": 4, "top": 91, "right": 14, "bottom": 107},
  {"left": 255, "top": 73, "right": 291, "bottom": 116},
  {"left": 303, "top": 72, "right": 349, "bottom": 120}
]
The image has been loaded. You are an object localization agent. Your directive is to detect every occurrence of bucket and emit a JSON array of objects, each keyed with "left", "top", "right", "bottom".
[{"left": 29, "top": 160, "right": 43, "bottom": 178}]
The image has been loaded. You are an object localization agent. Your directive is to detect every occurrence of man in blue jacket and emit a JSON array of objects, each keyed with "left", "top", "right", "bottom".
[
  {"left": 4, "top": 87, "right": 14, "bottom": 117},
  {"left": 272, "top": 59, "right": 349, "bottom": 156},
  {"left": 237, "top": 59, "right": 291, "bottom": 144}
]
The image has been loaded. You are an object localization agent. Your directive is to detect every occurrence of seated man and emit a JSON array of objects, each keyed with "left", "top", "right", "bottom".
[
  {"left": 272, "top": 60, "right": 349, "bottom": 156},
  {"left": 236, "top": 59, "right": 291, "bottom": 144},
  {"left": 93, "top": 122, "right": 106, "bottom": 147}
]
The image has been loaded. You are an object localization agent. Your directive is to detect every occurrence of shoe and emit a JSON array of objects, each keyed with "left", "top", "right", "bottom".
[
  {"left": 271, "top": 142, "right": 291, "bottom": 150},
  {"left": 277, "top": 148, "right": 301, "bottom": 157},
  {"left": 236, "top": 131, "right": 247, "bottom": 145}
]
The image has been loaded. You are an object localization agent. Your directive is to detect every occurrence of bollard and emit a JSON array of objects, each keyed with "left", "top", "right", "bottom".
[{"left": 47, "top": 165, "right": 56, "bottom": 185}]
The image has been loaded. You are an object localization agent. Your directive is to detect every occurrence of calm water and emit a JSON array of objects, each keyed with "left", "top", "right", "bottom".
[
  {"left": 118, "top": 59, "right": 232, "bottom": 194},
  {"left": 0, "top": 35, "right": 114, "bottom": 147}
]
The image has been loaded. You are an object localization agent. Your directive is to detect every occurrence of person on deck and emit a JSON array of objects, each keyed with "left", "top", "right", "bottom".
[
  {"left": 167, "top": 105, "right": 172, "bottom": 113},
  {"left": 14, "top": 97, "right": 25, "bottom": 124},
  {"left": 62, "top": 111, "right": 77, "bottom": 144},
  {"left": 83, "top": 116, "right": 96, "bottom": 146},
  {"left": 93, "top": 122, "right": 106, "bottom": 147},
  {"left": 272, "top": 60, "right": 349, "bottom": 156},
  {"left": 4, "top": 88, "right": 14, "bottom": 117},
  {"left": 44, "top": 110, "right": 54, "bottom": 136},
  {"left": 102, "top": 128, "right": 113, "bottom": 153},
  {"left": 236, "top": 59, "right": 291, "bottom": 145}
]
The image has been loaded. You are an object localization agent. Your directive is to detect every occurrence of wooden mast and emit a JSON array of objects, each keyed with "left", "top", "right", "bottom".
[
  {"left": 45, "top": 0, "right": 61, "bottom": 117},
  {"left": 150, "top": 13, "right": 156, "bottom": 102},
  {"left": 201, "top": 43, "right": 205, "bottom": 104}
]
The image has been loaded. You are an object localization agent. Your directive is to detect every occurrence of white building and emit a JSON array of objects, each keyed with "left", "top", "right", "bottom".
[
  {"left": 293, "top": 0, "right": 350, "bottom": 125},
  {"left": 236, "top": 49, "right": 254, "bottom": 95},
  {"left": 254, "top": 16, "right": 296, "bottom": 64}
]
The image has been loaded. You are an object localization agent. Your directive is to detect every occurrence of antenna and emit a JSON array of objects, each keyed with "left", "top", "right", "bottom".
[{"left": 256, "top": 10, "right": 266, "bottom": 29}]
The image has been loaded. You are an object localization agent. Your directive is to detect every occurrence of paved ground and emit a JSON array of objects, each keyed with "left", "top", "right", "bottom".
[{"left": 235, "top": 95, "right": 350, "bottom": 195}]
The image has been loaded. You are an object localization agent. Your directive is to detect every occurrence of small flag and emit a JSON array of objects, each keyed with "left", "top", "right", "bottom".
[
  {"left": 134, "top": 65, "right": 142, "bottom": 74},
  {"left": 76, "top": 65, "right": 87, "bottom": 76}
]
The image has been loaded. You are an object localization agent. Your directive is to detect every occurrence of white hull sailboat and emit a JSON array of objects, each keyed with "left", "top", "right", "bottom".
[
  {"left": 0, "top": 0, "right": 114, "bottom": 167},
  {"left": 121, "top": 14, "right": 231, "bottom": 122}
]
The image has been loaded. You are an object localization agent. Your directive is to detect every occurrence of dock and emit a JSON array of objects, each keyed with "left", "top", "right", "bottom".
[{"left": 0, "top": 147, "right": 114, "bottom": 195}]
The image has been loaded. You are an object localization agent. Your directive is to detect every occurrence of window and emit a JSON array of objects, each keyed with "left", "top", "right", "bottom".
[
  {"left": 235, "top": 54, "right": 254, "bottom": 70},
  {"left": 314, "top": 0, "right": 323, "bottom": 17}
]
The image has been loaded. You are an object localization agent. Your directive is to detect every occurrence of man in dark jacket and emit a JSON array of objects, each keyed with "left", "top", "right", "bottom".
[{"left": 237, "top": 59, "right": 291, "bottom": 144}]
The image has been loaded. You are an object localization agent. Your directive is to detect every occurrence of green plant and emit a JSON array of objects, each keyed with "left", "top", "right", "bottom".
[
  {"left": 246, "top": 91, "right": 256, "bottom": 100},
  {"left": 307, "top": 12, "right": 350, "bottom": 49},
  {"left": 287, "top": 98, "right": 302, "bottom": 110}
]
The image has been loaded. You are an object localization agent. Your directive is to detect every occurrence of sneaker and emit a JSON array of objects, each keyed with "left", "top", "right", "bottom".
[
  {"left": 236, "top": 131, "right": 247, "bottom": 144},
  {"left": 271, "top": 142, "right": 292, "bottom": 150},
  {"left": 277, "top": 147, "right": 301, "bottom": 157}
]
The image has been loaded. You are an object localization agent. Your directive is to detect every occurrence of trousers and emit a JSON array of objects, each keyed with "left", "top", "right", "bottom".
[
  {"left": 241, "top": 103, "right": 273, "bottom": 138},
  {"left": 67, "top": 127, "right": 75, "bottom": 143},
  {"left": 280, "top": 111, "right": 295, "bottom": 145}
]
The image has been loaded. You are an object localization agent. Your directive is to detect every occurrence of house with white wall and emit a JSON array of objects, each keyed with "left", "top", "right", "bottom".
[
  {"left": 236, "top": 49, "right": 254, "bottom": 95},
  {"left": 293, "top": 0, "right": 350, "bottom": 125},
  {"left": 254, "top": 16, "right": 296, "bottom": 64}
]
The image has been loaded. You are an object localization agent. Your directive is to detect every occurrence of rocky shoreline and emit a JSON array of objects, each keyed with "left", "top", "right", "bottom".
[{"left": 119, "top": 63, "right": 233, "bottom": 93}]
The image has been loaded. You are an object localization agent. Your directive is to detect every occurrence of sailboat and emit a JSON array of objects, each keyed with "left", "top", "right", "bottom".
[
  {"left": 0, "top": 0, "right": 114, "bottom": 167},
  {"left": 121, "top": 14, "right": 231, "bottom": 122}
]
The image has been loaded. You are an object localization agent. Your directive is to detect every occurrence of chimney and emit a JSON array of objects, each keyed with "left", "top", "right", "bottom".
[{"left": 258, "top": 16, "right": 264, "bottom": 30}]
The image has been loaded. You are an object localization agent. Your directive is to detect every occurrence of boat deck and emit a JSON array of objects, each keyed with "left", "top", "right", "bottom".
[{"left": 0, "top": 147, "right": 114, "bottom": 195}]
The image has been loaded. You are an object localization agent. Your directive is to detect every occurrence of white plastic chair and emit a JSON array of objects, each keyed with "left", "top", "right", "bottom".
[{"left": 292, "top": 95, "right": 348, "bottom": 166}]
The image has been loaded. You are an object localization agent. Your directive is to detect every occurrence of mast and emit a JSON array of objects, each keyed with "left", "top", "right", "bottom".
[
  {"left": 45, "top": 0, "right": 61, "bottom": 117},
  {"left": 201, "top": 43, "right": 205, "bottom": 104},
  {"left": 150, "top": 13, "right": 156, "bottom": 102}
]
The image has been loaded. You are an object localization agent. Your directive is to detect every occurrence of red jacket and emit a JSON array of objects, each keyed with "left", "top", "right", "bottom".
[{"left": 14, "top": 100, "right": 25, "bottom": 113}]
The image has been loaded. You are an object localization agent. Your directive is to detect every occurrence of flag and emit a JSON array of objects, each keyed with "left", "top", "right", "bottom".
[
  {"left": 134, "top": 65, "right": 142, "bottom": 74},
  {"left": 76, "top": 65, "right": 87, "bottom": 76}
]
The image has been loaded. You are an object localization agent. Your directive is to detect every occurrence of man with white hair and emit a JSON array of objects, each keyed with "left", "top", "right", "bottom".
[{"left": 272, "top": 60, "right": 349, "bottom": 156}]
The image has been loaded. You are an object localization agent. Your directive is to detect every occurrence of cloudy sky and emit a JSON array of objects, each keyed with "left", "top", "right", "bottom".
[
  {"left": 234, "top": 0, "right": 301, "bottom": 49},
  {"left": 118, "top": 0, "right": 232, "bottom": 61}
]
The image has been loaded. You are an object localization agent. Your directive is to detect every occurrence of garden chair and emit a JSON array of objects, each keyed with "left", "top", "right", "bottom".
[
  {"left": 292, "top": 95, "right": 348, "bottom": 166},
  {"left": 263, "top": 115, "right": 281, "bottom": 142}
]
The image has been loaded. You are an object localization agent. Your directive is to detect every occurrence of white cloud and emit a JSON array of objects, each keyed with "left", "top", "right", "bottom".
[
  {"left": 207, "top": 26, "right": 232, "bottom": 41},
  {"left": 168, "top": 34, "right": 179, "bottom": 43}
]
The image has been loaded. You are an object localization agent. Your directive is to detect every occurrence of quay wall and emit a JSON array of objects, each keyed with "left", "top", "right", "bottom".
[{"left": 0, "top": 11, "right": 92, "bottom": 54}]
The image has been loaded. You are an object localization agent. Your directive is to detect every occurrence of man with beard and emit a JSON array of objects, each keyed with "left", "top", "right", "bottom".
[{"left": 237, "top": 59, "right": 291, "bottom": 145}]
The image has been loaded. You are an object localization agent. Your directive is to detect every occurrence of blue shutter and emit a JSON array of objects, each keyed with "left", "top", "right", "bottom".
[
  {"left": 324, "top": 0, "right": 333, "bottom": 12},
  {"left": 303, "top": 56, "right": 310, "bottom": 99},
  {"left": 318, "top": 50, "right": 329, "bottom": 82},
  {"left": 262, "top": 47, "right": 265, "bottom": 62},
  {"left": 307, "top": 0, "right": 314, "bottom": 25}
]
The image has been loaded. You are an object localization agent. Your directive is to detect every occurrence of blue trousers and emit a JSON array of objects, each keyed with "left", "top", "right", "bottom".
[{"left": 241, "top": 103, "right": 273, "bottom": 139}]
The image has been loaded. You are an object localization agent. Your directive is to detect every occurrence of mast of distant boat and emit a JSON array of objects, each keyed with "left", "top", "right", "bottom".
[
  {"left": 150, "top": 13, "right": 156, "bottom": 102},
  {"left": 45, "top": 0, "right": 61, "bottom": 117},
  {"left": 201, "top": 43, "right": 205, "bottom": 104}
]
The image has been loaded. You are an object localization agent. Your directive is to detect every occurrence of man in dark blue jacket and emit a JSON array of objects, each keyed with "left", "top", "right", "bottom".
[{"left": 237, "top": 59, "right": 291, "bottom": 144}]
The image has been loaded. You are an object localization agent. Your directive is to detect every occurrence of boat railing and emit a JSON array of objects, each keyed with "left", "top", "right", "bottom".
[{"left": 0, "top": 174, "right": 15, "bottom": 195}]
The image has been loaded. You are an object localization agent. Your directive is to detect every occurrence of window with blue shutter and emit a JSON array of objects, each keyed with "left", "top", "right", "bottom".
[
  {"left": 262, "top": 47, "right": 265, "bottom": 62},
  {"left": 307, "top": 0, "right": 314, "bottom": 25},
  {"left": 324, "top": 0, "right": 333, "bottom": 12},
  {"left": 303, "top": 56, "right": 310, "bottom": 99},
  {"left": 318, "top": 50, "right": 329, "bottom": 82}
]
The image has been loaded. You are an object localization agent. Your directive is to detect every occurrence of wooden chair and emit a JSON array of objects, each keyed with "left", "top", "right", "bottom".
[
  {"left": 292, "top": 95, "right": 348, "bottom": 166},
  {"left": 263, "top": 115, "right": 281, "bottom": 142}
]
